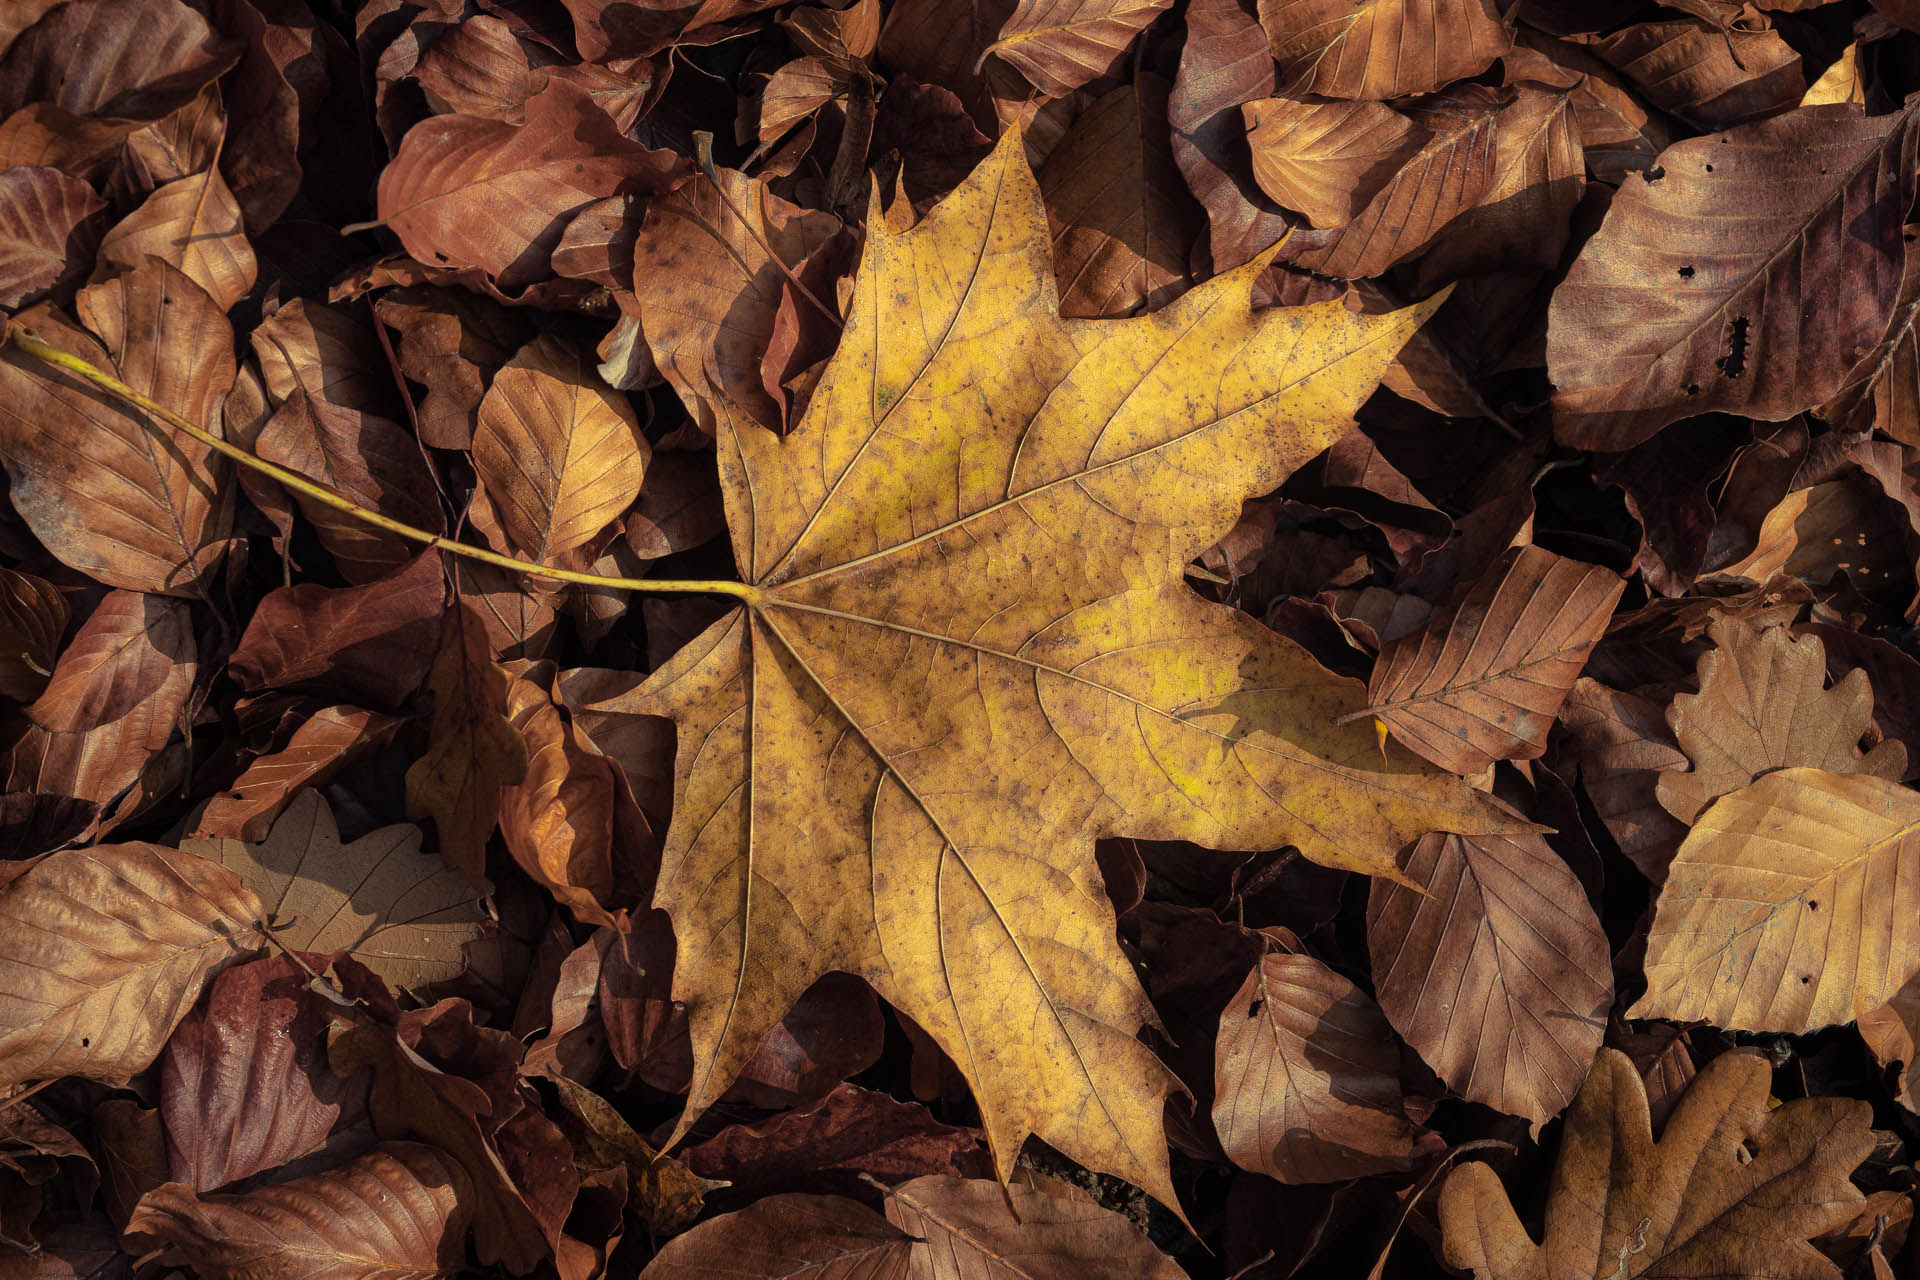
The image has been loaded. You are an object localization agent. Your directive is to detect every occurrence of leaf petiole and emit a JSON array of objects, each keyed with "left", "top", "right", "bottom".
[{"left": 3, "top": 325, "right": 760, "bottom": 602}]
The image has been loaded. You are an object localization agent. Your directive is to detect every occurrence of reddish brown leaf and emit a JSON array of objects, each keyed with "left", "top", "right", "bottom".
[
  {"left": 1368, "top": 832, "right": 1613, "bottom": 1127},
  {"left": 1212, "top": 936, "right": 1425, "bottom": 1183},
  {"left": 1550, "top": 677, "right": 1690, "bottom": 882},
  {"left": 499, "top": 663, "right": 621, "bottom": 925},
  {"left": 0, "top": 844, "right": 262, "bottom": 1091},
  {"left": 0, "top": 0, "right": 236, "bottom": 137},
  {"left": 227, "top": 549, "right": 446, "bottom": 711},
  {"left": 1551, "top": 104, "right": 1920, "bottom": 451},
  {"left": 1242, "top": 96, "right": 1420, "bottom": 229},
  {"left": 96, "top": 166, "right": 257, "bottom": 312},
  {"left": 1037, "top": 78, "right": 1199, "bottom": 318},
  {"left": 372, "top": 287, "right": 532, "bottom": 451},
  {"left": 6, "top": 591, "right": 195, "bottom": 809},
  {"left": 639, "top": 1193, "right": 914, "bottom": 1279},
  {"left": 1587, "top": 15, "right": 1805, "bottom": 131},
  {"left": 377, "top": 79, "right": 686, "bottom": 288},
  {"left": 159, "top": 955, "right": 370, "bottom": 1191},
  {"left": 124, "top": 1143, "right": 472, "bottom": 1280},
  {"left": 1363, "top": 546, "right": 1626, "bottom": 775},
  {"left": 984, "top": 0, "right": 1177, "bottom": 99},
  {"left": 0, "top": 168, "right": 101, "bottom": 309},
  {"left": 193, "top": 706, "right": 401, "bottom": 842},
  {"left": 0, "top": 566, "right": 66, "bottom": 704},
  {"left": 1257, "top": 0, "right": 1512, "bottom": 101},
  {"left": 406, "top": 599, "right": 529, "bottom": 888},
  {"left": 631, "top": 165, "right": 840, "bottom": 436},
  {"left": 1168, "top": 0, "right": 1289, "bottom": 274},
  {"left": 0, "top": 265, "right": 233, "bottom": 596}
]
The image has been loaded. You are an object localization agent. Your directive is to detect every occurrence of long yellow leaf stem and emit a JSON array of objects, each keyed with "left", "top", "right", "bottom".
[{"left": 4, "top": 325, "right": 760, "bottom": 603}]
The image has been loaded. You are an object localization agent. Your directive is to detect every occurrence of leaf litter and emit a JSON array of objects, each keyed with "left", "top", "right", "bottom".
[{"left": 4, "top": 2, "right": 1920, "bottom": 1278}]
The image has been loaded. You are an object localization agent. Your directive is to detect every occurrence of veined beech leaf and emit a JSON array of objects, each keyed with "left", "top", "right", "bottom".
[
  {"left": 1551, "top": 678, "right": 1690, "bottom": 882},
  {"left": 1241, "top": 95, "right": 1421, "bottom": 229},
  {"left": 983, "top": 0, "right": 1176, "bottom": 99},
  {"left": 471, "top": 334, "right": 649, "bottom": 568},
  {"left": 1440, "top": 1048, "right": 1872, "bottom": 1279},
  {"left": 1168, "top": 0, "right": 1290, "bottom": 275},
  {"left": 192, "top": 706, "right": 402, "bottom": 842},
  {"left": 0, "top": 166, "right": 102, "bottom": 308},
  {"left": 1587, "top": 16, "right": 1804, "bottom": 131},
  {"left": 187, "top": 788, "right": 489, "bottom": 996},
  {"left": 376, "top": 78, "right": 686, "bottom": 288},
  {"left": 0, "top": 565, "right": 67, "bottom": 703},
  {"left": 604, "top": 130, "right": 1521, "bottom": 1206},
  {"left": 1212, "top": 932, "right": 1426, "bottom": 1182},
  {"left": 124, "top": 1142, "right": 472, "bottom": 1280},
  {"left": 0, "top": 263, "right": 232, "bottom": 596},
  {"left": 159, "top": 955, "right": 369, "bottom": 1191},
  {"left": 1257, "top": 0, "right": 1512, "bottom": 102},
  {"left": 0, "top": 844, "right": 263, "bottom": 1091},
  {"left": 638, "top": 1193, "right": 913, "bottom": 1279},
  {"left": 1361, "top": 545, "right": 1625, "bottom": 775},
  {"left": 1368, "top": 832, "right": 1613, "bottom": 1127},
  {"left": 1551, "top": 103, "right": 1920, "bottom": 451},
  {"left": 631, "top": 165, "right": 840, "bottom": 437},
  {"left": 1037, "top": 78, "right": 1199, "bottom": 318},
  {"left": 1633, "top": 767, "right": 1920, "bottom": 1033},
  {"left": 96, "top": 166, "right": 258, "bottom": 312},
  {"left": 1657, "top": 617, "right": 1905, "bottom": 825},
  {"left": 6, "top": 591, "right": 195, "bottom": 811}
]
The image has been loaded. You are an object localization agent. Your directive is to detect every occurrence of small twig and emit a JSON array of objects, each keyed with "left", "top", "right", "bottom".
[{"left": 3, "top": 326, "right": 760, "bottom": 604}]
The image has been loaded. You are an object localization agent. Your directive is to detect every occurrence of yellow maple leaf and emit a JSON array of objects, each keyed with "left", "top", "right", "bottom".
[{"left": 518, "top": 133, "right": 1525, "bottom": 1205}]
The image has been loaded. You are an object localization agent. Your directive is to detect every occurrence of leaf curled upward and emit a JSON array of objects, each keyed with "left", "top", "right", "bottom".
[{"left": 608, "top": 130, "right": 1523, "bottom": 1206}]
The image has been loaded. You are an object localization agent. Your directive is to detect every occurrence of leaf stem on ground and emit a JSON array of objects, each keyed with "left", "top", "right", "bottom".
[{"left": 3, "top": 326, "right": 760, "bottom": 602}]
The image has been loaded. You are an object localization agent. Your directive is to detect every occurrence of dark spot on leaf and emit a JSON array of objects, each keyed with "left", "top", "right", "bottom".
[
  {"left": 1716, "top": 315, "right": 1749, "bottom": 379},
  {"left": 1808, "top": 900, "right": 1818, "bottom": 911},
  {"left": 1247, "top": 998, "right": 1263, "bottom": 1018},
  {"left": 1800, "top": 975, "right": 1811, "bottom": 984},
  {"left": 1677, "top": 265, "right": 1694, "bottom": 279},
  {"left": 1685, "top": 383, "right": 1700, "bottom": 395},
  {"left": 1704, "top": 163, "right": 1713, "bottom": 173}
]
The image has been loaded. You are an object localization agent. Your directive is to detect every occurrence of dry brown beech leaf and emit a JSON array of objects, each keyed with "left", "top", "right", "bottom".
[
  {"left": 1241, "top": 95, "right": 1421, "bottom": 229},
  {"left": 1368, "top": 832, "right": 1613, "bottom": 1128},
  {"left": 1168, "top": 0, "right": 1291, "bottom": 276},
  {"left": 1633, "top": 766, "right": 1920, "bottom": 1033},
  {"left": 406, "top": 599, "right": 529, "bottom": 889},
  {"left": 471, "top": 334, "right": 649, "bottom": 568},
  {"left": 1550, "top": 103, "right": 1920, "bottom": 452},
  {"left": 124, "top": 1142, "right": 472, "bottom": 1280},
  {"left": 498, "top": 663, "right": 621, "bottom": 926},
  {"left": 631, "top": 165, "right": 840, "bottom": 437},
  {"left": 0, "top": 166, "right": 102, "bottom": 308},
  {"left": 1037, "top": 77, "right": 1199, "bottom": 319},
  {"left": 192, "top": 705, "right": 402, "bottom": 843},
  {"left": 377, "top": 78, "right": 686, "bottom": 289},
  {"left": 638, "top": 1192, "right": 914, "bottom": 1278},
  {"left": 1212, "top": 932, "right": 1425, "bottom": 1182},
  {"left": 159, "top": 955, "right": 369, "bottom": 1192},
  {"left": 1551, "top": 677, "right": 1690, "bottom": 883},
  {"left": 983, "top": 0, "right": 1177, "bottom": 99},
  {"left": 1658, "top": 617, "right": 1906, "bottom": 825},
  {"left": 0, "top": 262, "right": 232, "bottom": 596},
  {"left": 1276, "top": 87, "right": 1501, "bottom": 281},
  {"left": 1257, "top": 0, "right": 1513, "bottom": 102},
  {"left": 1362, "top": 545, "right": 1626, "bottom": 775},
  {"left": 0, "top": 844, "right": 263, "bottom": 1091},
  {"left": 96, "top": 166, "right": 257, "bottom": 312},
  {"left": 0, "top": 565, "right": 67, "bottom": 704},
  {"left": 1440, "top": 1048, "right": 1872, "bottom": 1279},
  {"left": 6, "top": 590, "right": 196, "bottom": 810},
  {"left": 187, "top": 789, "right": 487, "bottom": 997},
  {"left": 1587, "top": 15, "right": 1805, "bottom": 132}
]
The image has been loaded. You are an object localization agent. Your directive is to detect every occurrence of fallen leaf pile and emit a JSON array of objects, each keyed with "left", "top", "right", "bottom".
[{"left": 8, "top": 1, "right": 1920, "bottom": 1278}]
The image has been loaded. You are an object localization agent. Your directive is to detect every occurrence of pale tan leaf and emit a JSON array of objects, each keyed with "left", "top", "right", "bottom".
[
  {"left": 124, "top": 1142, "right": 472, "bottom": 1280},
  {"left": 472, "top": 334, "right": 649, "bottom": 567},
  {"left": 1633, "top": 767, "right": 1920, "bottom": 1033},
  {"left": 1368, "top": 832, "right": 1612, "bottom": 1127},
  {"left": 1440, "top": 1048, "right": 1872, "bottom": 1280},
  {"left": 1658, "top": 618, "right": 1905, "bottom": 824},
  {"left": 185, "top": 789, "right": 487, "bottom": 996},
  {"left": 0, "top": 844, "right": 263, "bottom": 1090}
]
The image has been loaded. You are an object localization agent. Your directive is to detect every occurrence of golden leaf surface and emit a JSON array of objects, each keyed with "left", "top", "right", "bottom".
[{"left": 617, "top": 131, "right": 1522, "bottom": 1205}]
